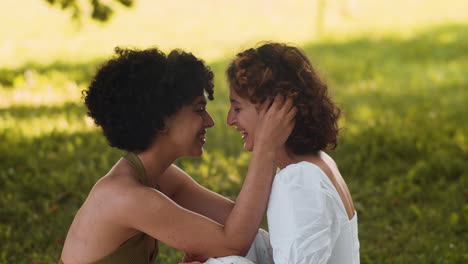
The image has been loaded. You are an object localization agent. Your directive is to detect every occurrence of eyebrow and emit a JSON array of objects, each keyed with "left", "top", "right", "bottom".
[
  {"left": 229, "top": 98, "right": 240, "bottom": 104},
  {"left": 196, "top": 100, "right": 207, "bottom": 106}
]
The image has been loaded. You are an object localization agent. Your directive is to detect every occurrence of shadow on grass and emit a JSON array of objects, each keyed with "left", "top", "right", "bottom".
[
  {"left": 1, "top": 24, "right": 466, "bottom": 89},
  {"left": 0, "top": 101, "right": 87, "bottom": 120},
  {"left": 0, "top": 59, "right": 104, "bottom": 88},
  {"left": 302, "top": 23, "right": 468, "bottom": 84}
]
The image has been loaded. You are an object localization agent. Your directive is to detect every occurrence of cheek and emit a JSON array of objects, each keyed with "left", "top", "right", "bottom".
[
  {"left": 169, "top": 121, "right": 198, "bottom": 142},
  {"left": 247, "top": 113, "right": 259, "bottom": 133},
  {"left": 169, "top": 129, "right": 187, "bottom": 144}
]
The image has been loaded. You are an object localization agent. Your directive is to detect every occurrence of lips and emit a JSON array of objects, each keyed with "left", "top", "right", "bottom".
[
  {"left": 237, "top": 129, "right": 247, "bottom": 141},
  {"left": 197, "top": 130, "right": 206, "bottom": 144}
]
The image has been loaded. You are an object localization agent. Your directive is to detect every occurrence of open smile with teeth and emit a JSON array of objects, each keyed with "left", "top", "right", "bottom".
[
  {"left": 198, "top": 131, "right": 206, "bottom": 143},
  {"left": 239, "top": 130, "right": 247, "bottom": 140}
]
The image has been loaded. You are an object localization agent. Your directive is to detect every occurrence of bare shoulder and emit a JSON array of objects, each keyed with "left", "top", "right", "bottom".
[
  {"left": 318, "top": 151, "right": 338, "bottom": 169},
  {"left": 89, "top": 161, "right": 184, "bottom": 226},
  {"left": 91, "top": 161, "right": 142, "bottom": 201},
  {"left": 93, "top": 170, "right": 156, "bottom": 211},
  {"left": 61, "top": 163, "right": 147, "bottom": 263}
]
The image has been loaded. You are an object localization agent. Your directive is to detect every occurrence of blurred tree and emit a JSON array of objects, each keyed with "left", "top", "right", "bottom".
[
  {"left": 316, "top": 0, "right": 326, "bottom": 36},
  {"left": 316, "top": 0, "right": 358, "bottom": 36},
  {"left": 44, "top": 0, "right": 134, "bottom": 22}
]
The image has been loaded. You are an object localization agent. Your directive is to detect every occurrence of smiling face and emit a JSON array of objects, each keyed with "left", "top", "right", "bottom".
[
  {"left": 227, "top": 86, "right": 259, "bottom": 152},
  {"left": 164, "top": 95, "right": 215, "bottom": 156}
]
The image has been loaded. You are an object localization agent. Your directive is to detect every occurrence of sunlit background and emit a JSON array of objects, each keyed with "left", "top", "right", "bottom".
[{"left": 1, "top": 0, "right": 467, "bottom": 263}]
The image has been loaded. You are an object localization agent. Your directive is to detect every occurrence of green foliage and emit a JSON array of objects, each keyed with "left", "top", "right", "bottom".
[
  {"left": 44, "top": 0, "right": 135, "bottom": 22},
  {"left": 1, "top": 24, "right": 467, "bottom": 263}
]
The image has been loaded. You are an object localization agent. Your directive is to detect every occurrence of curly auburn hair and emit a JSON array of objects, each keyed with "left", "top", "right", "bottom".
[
  {"left": 227, "top": 42, "right": 340, "bottom": 154},
  {"left": 84, "top": 47, "right": 214, "bottom": 152}
]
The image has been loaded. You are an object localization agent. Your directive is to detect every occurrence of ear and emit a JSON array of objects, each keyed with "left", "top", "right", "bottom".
[{"left": 156, "top": 126, "right": 168, "bottom": 134}]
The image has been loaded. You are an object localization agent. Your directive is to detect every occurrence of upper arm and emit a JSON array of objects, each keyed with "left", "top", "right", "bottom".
[
  {"left": 160, "top": 165, "right": 235, "bottom": 224},
  {"left": 116, "top": 186, "right": 241, "bottom": 257}
]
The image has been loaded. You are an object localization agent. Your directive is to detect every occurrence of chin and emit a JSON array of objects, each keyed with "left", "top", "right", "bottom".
[
  {"left": 183, "top": 147, "right": 204, "bottom": 157},
  {"left": 193, "top": 147, "right": 204, "bottom": 157}
]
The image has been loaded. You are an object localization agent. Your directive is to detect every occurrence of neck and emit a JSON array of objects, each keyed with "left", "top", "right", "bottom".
[
  {"left": 274, "top": 147, "right": 295, "bottom": 169},
  {"left": 274, "top": 147, "right": 321, "bottom": 170},
  {"left": 136, "top": 138, "right": 179, "bottom": 189}
]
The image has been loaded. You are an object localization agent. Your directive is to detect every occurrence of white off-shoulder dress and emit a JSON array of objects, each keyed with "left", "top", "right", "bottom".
[{"left": 267, "top": 161, "right": 360, "bottom": 264}]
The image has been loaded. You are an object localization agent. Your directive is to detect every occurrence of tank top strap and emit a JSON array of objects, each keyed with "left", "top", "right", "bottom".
[{"left": 123, "top": 152, "right": 149, "bottom": 187}]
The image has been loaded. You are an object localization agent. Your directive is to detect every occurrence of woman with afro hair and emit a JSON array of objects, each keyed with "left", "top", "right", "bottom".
[
  {"left": 59, "top": 47, "right": 296, "bottom": 264},
  {"left": 226, "top": 42, "right": 360, "bottom": 264}
]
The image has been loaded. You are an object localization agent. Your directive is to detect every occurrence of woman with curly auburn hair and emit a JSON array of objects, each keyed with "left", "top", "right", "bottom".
[
  {"left": 226, "top": 42, "right": 360, "bottom": 264},
  {"left": 59, "top": 47, "right": 296, "bottom": 264}
]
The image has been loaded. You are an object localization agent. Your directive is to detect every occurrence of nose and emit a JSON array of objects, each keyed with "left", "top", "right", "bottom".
[
  {"left": 204, "top": 111, "right": 215, "bottom": 128},
  {"left": 227, "top": 108, "right": 236, "bottom": 126}
]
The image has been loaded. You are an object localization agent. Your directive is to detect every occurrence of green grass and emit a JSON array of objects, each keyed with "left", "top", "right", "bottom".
[{"left": 1, "top": 0, "right": 467, "bottom": 263}]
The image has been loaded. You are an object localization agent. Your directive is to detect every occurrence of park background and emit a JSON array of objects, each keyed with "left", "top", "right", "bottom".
[{"left": 1, "top": 0, "right": 467, "bottom": 263}]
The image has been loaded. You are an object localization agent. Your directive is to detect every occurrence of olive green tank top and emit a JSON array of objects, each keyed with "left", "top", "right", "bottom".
[{"left": 60, "top": 152, "right": 159, "bottom": 264}]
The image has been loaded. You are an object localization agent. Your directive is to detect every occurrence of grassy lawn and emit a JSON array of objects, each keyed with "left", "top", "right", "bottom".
[{"left": 1, "top": 0, "right": 467, "bottom": 263}]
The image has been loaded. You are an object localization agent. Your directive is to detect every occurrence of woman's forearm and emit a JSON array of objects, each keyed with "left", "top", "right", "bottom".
[{"left": 222, "top": 145, "right": 275, "bottom": 254}]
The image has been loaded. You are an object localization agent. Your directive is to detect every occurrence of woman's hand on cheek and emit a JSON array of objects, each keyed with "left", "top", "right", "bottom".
[{"left": 254, "top": 95, "right": 297, "bottom": 152}]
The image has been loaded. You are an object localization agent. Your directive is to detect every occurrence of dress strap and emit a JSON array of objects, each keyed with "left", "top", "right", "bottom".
[{"left": 123, "top": 152, "right": 149, "bottom": 187}]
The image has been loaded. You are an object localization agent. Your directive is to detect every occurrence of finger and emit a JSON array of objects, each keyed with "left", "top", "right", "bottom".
[
  {"left": 287, "top": 97, "right": 296, "bottom": 113},
  {"left": 288, "top": 111, "right": 297, "bottom": 128},
  {"left": 286, "top": 106, "right": 298, "bottom": 120},
  {"left": 257, "top": 97, "right": 273, "bottom": 118},
  {"left": 285, "top": 116, "right": 296, "bottom": 136},
  {"left": 263, "top": 97, "right": 274, "bottom": 111},
  {"left": 285, "top": 107, "right": 297, "bottom": 132},
  {"left": 280, "top": 97, "right": 294, "bottom": 114},
  {"left": 274, "top": 94, "right": 286, "bottom": 111},
  {"left": 267, "top": 95, "right": 281, "bottom": 112}
]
